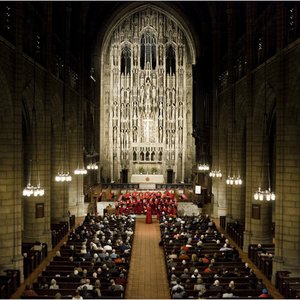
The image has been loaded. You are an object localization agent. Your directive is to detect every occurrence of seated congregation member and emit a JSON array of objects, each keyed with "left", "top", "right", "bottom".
[
  {"left": 72, "top": 290, "right": 83, "bottom": 300},
  {"left": 49, "top": 278, "right": 59, "bottom": 290},
  {"left": 172, "top": 286, "right": 186, "bottom": 299},
  {"left": 204, "top": 263, "right": 215, "bottom": 274},
  {"left": 180, "top": 268, "right": 190, "bottom": 281},
  {"left": 78, "top": 278, "right": 94, "bottom": 290},
  {"left": 190, "top": 269, "right": 201, "bottom": 283},
  {"left": 259, "top": 288, "right": 271, "bottom": 298},
  {"left": 172, "top": 278, "right": 185, "bottom": 294},
  {"left": 228, "top": 280, "right": 236, "bottom": 292},
  {"left": 170, "top": 273, "right": 178, "bottom": 287},
  {"left": 22, "top": 285, "right": 38, "bottom": 297},
  {"left": 178, "top": 250, "right": 189, "bottom": 260},
  {"left": 194, "top": 278, "right": 206, "bottom": 294},
  {"left": 115, "top": 272, "right": 127, "bottom": 285},
  {"left": 108, "top": 279, "right": 124, "bottom": 292},
  {"left": 209, "top": 279, "right": 223, "bottom": 292},
  {"left": 92, "top": 279, "right": 102, "bottom": 298},
  {"left": 222, "top": 287, "right": 234, "bottom": 298},
  {"left": 70, "top": 269, "right": 81, "bottom": 278}
]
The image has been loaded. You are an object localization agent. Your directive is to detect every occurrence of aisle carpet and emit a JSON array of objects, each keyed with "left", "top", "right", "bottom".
[{"left": 125, "top": 218, "right": 170, "bottom": 299}]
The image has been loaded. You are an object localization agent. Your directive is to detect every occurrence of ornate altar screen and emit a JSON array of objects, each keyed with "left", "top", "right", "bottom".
[{"left": 100, "top": 5, "right": 195, "bottom": 183}]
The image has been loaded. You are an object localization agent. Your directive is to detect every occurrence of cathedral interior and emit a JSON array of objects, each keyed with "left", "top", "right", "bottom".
[{"left": 1, "top": 1, "right": 300, "bottom": 298}]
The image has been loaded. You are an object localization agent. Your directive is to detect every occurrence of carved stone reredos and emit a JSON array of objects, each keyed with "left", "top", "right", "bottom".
[{"left": 100, "top": 6, "right": 195, "bottom": 183}]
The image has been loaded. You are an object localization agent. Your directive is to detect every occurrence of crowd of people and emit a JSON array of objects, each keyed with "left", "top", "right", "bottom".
[
  {"left": 159, "top": 214, "right": 271, "bottom": 299},
  {"left": 22, "top": 213, "right": 135, "bottom": 299},
  {"left": 115, "top": 190, "right": 178, "bottom": 218}
]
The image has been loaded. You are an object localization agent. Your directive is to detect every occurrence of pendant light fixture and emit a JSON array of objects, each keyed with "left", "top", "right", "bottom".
[
  {"left": 55, "top": 82, "right": 72, "bottom": 183},
  {"left": 226, "top": 82, "right": 242, "bottom": 186},
  {"left": 23, "top": 34, "right": 44, "bottom": 197},
  {"left": 253, "top": 62, "right": 275, "bottom": 201}
]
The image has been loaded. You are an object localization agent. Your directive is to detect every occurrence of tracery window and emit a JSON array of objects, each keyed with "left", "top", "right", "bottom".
[
  {"left": 166, "top": 45, "right": 176, "bottom": 75},
  {"left": 140, "top": 31, "right": 156, "bottom": 70},
  {"left": 121, "top": 46, "right": 131, "bottom": 75}
]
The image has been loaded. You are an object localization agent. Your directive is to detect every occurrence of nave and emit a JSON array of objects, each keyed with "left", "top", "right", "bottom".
[{"left": 12, "top": 210, "right": 284, "bottom": 299}]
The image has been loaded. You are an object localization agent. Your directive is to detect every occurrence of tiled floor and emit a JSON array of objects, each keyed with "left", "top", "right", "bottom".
[{"left": 125, "top": 218, "right": 170, "bottom": 299}]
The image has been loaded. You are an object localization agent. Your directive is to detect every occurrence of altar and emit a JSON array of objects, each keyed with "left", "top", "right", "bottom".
[{"left": 131, "top": 174, "right": 164, "bottom": 184}]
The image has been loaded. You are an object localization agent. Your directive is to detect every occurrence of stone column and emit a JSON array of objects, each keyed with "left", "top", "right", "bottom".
[
  {"left": 272, "top": 2, "right": 300, "bottom": 278},
  {"left": 42, "top": 2, "right": 54, "bottom": 248},
  {"left": 211, "top": 11, "right": 222, "bottom": 219},
  {"left": 243, "top": 2, "right": 255, "bottom": 252},
  {"left": 224, "top": 4, "right": 234, "bottom": 223},
  {"left": 72, "top": 10, "right": 86, "bottom": 218},
  {"left": 0, "top": 2, "right": 24, "bottom": 276},
  {"left": 51, "top": 4, "right": 72, "bottom": 223}
]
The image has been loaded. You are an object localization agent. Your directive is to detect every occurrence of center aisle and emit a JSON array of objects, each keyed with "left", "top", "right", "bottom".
[{"left": 125, "top": 218, "right": 170, "bottom": 299}]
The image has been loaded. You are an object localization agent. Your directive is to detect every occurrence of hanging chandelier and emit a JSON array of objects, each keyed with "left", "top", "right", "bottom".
[
  {"left": 74, "top": 167, "right": 87, "bottom": 175},
  {"left": 209, "top": 170, "right": 222, "bottom": 178},
  {"left": 87, "top": 162, "right": 98, "bottom": 170},
  {"left": 197, "top": 163, "right": 210, "bottom": 171},
  {"left": 253, "top": 62, "right": 275, "bottom": 201},
  {"left": 55, "top": 172, "right": 72, "bottom": 182},
  {"left": 254, "top": 187, "right": 275, "bottom": 201},
  {"left": 23, "top": 37, "right": 44, "bottom": 197},
  {"left": 23, "top": 183, "right": 45, "bottom": 197},
  {"left": 226, "top": 84, "right": 242, "bottom": 187},
  {"left": 55, "top": 91, "right": 72, "bottom": 183},
  {"left": 226, "top": 174, "right": 242, "bottom": 185}
]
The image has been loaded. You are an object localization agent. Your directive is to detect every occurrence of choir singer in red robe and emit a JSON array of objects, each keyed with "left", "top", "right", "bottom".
[{"left": 145, "top": 205, "right": 152, "bottom": 224}]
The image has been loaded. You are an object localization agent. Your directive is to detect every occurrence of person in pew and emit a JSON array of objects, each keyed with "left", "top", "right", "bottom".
[
  {"left": 38, "top": 277, "right": 49, "bottom": 289},
  {"left": 74, "top": 263, "right": 83, "bottom": 274},
  {"left": 72, "top": 289, "right": 83, "bottom": 300},
  {"left": 256, "top": 279, "right": 265, "bottom": 291},
  {"left": 191, "top": 253, "right": 199, "bottom": 264},
  {"left": 78, "top": 278, "right": 94, "bottom": 290},
  {"left": 103, "top": 239, "right": 113, "bottom": 251},
  {"left": 180, "top": 268, "right": 190, "bottom": 281},
  {"left": 204, "top": 263, "right": 215, "bottom": 274},
  {"left": 92, "top": 279, "right": 102, "bottom": 297},
  {"left": 172, "top": 279, "right": 185, "bottom": 293},
  {"left": 169, "top": 249, "right": 178, "bottom": 260},
  {"left": 108, "top": 279, "right": 124, "bottom": 292},
  {"left": 178, "top": 250, "right": 190, "bottom": 260},
  {"left": 115, "top": 273, "right": 127, "bottom": 286},
  {"left": 194, "top": 278, "right": 206, "bottom": 294},
  {"left": 228, "top": 280, "right": 236, "bottom": 292},
  {"left": 70, "top": 269, "right": 81, "bottom": 278},
  {"left": 172, "top": 285, "right": 186, "bottom": 298},
  {"left": 198, "top": 290, "right": 206, "bottom": 299},
  {"left": 49, "top": 278, "right": 59, "bottom": 290},
  {"left": 22, "top": 284, "right": 38, "bottom": 297},
  {"left": 209, "top": 279, "right": 223, "bottom": 292},
  {"left": 222, "top": 287, "right": 234, "bottom": 298},
  {"left": 170, "top": 274, "right": 178, "bottom": 287},
  {"left": 246, "top": 269, "right": 258, "bottom": 289},
  {"left": 81, "top": 285, "right": 94, "bottom": 299},
  {"left": 110, "top": 249, "right": 118, "bottom": 260},
  {"left": 201, "top": 254, "right": 210, "bottom": 264},
  {"left": 259, "top": 288, "right": 271, "bottom": 298}
]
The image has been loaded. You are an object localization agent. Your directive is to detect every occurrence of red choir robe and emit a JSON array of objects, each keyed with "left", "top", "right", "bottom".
[{"left": 145, "top": 205, "right": 152, "bottom": 224}]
